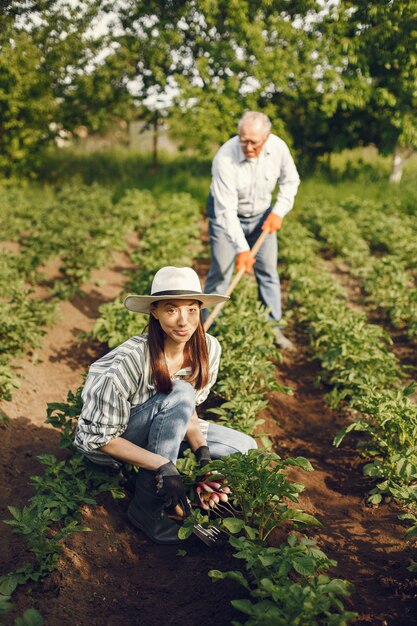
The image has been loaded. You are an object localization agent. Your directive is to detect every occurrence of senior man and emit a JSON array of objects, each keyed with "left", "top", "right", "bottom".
[{"left": 203, "top": 111, "right": 300, "bottom": 350}]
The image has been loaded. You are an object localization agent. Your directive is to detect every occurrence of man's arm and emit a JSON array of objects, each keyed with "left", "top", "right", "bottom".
[
  {"left": 272, "top": 142, "right": 300, "bottom": 219},
  {"left": 211, "top": 155, "right": 250, "bottom": 253}
]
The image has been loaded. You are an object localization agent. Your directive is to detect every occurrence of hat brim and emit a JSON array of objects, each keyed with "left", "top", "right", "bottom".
[{"left": 124, "top": 293, "right": 229, "bottom": 314}]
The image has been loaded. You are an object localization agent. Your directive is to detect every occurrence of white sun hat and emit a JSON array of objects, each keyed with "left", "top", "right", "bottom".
[{"left": 123, "top": 266, "right": 229, "bottom": 314}]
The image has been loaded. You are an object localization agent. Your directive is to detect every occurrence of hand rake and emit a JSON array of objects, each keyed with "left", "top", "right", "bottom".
[{"left": 173, "top": 504, "right": 223, "bottom": 546}]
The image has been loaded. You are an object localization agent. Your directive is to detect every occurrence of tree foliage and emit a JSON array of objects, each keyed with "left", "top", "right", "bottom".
[
  {"left": 320, "top": 1, "right": 417, "bottom": 176},
  {"left": 0, "top": 0, "right": 416, "bottom": 176},
  {"left": 115, "top": 0, "right": 320, "bottom": 153},
  {"left": 0, "top": 0, "right": 134, "bottom": 175}
]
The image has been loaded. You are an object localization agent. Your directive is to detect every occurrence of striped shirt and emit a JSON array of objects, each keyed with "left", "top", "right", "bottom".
[{"left": 74, "top": 333, "right": 221, "bottom": 463}]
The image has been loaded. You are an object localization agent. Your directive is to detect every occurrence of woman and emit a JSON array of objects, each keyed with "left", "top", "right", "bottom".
[{"left": 75, "top": 266, "right": 257, "bottom": 544}]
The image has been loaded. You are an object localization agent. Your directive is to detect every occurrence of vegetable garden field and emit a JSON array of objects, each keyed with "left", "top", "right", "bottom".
[{"left": 0, "top": 152, "right": 416, "bottom": 626}]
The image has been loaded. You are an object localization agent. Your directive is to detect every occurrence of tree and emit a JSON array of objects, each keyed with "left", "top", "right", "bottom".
[
  {"left": 0, "top": 0, "right": 134, "bottom": 175},
  {"left": 0, "top": 30, "right": 57, "bottom": 175},
  {"left": 325, "top": 1, "right": 417, "bottom": 182},
  {"left": 115, "top": 0, "right": 321, "bottom": 158}
]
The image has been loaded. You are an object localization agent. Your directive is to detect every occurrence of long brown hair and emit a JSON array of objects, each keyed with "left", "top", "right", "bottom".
[{"left": 147, "top": 312, "right": 209, "bottom": 393}]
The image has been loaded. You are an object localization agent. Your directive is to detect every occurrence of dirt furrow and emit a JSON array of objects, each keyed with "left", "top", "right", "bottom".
[
  {"left": 0, "top": 245, "right": 137, "bottom": 426},
  {"left": 264, "top": 334, "right": 417, "bottom": 625},
  {"left": 2, "top": 227, "right": 417, "bottom": 625}
]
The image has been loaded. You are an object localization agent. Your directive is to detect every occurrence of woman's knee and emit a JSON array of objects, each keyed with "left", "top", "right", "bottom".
[
  {"left": 163, "top": 379, "right": 196, "bottom": 413},
  {"left": 207, "top": 423, "right": 257, "bottom": 457},
  {"left": 233, "top": 432, "right": 257, "bottom": 454}
]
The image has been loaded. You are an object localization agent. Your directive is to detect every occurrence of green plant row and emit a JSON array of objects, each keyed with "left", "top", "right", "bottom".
[
  {"left": 0, "top": 444, "right": 124, "bottom": 622},
  {"left": 0, "top": 187, "right": 159, "bottom": 402},
  {"left": 1, "top": 190, "right": 356, "bottom": 624},
  {"left": 299, "top": 201, "right": 417, "bottom": 340},
  {"left": 0, "top": 248, "right": 57, "bottom": 401},
  {"left": 208, "top": 279, "right": 290, "bottom": 440},
  {"left": 90, "top": 191, "right": 204, "bottom": 347},
  {"left": 338, "top": 196, "right": 417, "bottom": 270},
  {"left": 1, "top": 374, "right": 125, "bottom": 621},
  {"left": 90, "top": 191, "right": 356, "bottom": 623},
  {"left": 210, "top": 533, "right": 356, "bottom": 626},
  {"left": 0, "top": 183, "right": 156, "bottom": 297},
  {"left": 177, "top": 449, "right": 356, "bottom": 625},
  {"left": 280, "top": 220, "right": 417, "bottom": 547}
]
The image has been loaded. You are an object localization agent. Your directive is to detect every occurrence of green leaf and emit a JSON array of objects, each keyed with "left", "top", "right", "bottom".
[
  {"left": 293, "top": 556, "right": 316, "bottom": 576},
  {"left": 244, "top": 525, "right": 257, "bottom": 540},
  {"left": 0, "top": 577, "right": 18, "bottom": 596},
  {"left": 231, "top": 599, "right": 254, "bottom": 616},
  {"left": 403, "top": 383, "right": 416, "bottom": 397},
  {"left": 367, "top": 493, "right": 382, "bottom": 505},
  {"left": 208, "top": 569, "right": 226, "bottom": 580},
  {"left": 178, "top": 525, "right": 194, "bottom": 540},
  {"left": 14, "top": 608, "right": 43, "bottom": 626},
  {"left": 285, "top": 457, "right": 314, "bottom": 472},
  {"left": 287, "top": 532, "right": 298, "bottom": 547},
  {"left": 333, "top": 422, "right": 369, "bottom": 448},
  {"left": 404, "top": 525, "right": 417, "bottom": 540},
  {"left": 222, "top": 518, "right": 245, "bottom": 534},
  {"left": 176, "top": 549, "right": 187, "bottom": 557},
  {"left": 281, "top": 509, "right": 322, "bottom": 527},
  {"left": 7, "top": 506, "right": 22, "bottom": 521},
  {"left": 325, "top": 579, "right": 352, "bottom": 596},
  {"left": 260, "top": 435, "right": 273, "bottom": 449}
]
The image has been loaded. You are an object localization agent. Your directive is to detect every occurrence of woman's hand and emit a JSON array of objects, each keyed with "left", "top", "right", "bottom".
[
  {"left": 156, "top": 461, "right": 191, "bottom": 516},
  {"left": 195, "top": 445, "right": 212, "bottom": 467}
]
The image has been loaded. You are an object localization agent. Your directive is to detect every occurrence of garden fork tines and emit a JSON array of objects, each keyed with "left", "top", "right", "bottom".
[
  {"left": 173, "top": 504, "right": 222, "bottom": 546},
  {"left": 192, "top": 523, "right": 222, "bottom": 546}
]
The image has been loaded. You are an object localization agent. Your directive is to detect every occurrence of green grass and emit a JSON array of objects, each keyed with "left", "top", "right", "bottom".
[
  {"left": 36, "top": 147, "right": 212, "bottom": 207},
  {"left": 297, "top": 153, "right": 416, "bottom": 215},
  {"left": 5, "top": 145, "right": 416, "bottom": 216}
]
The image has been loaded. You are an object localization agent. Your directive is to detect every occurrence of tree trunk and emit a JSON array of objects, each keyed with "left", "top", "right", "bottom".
[
  {"left": 389, "top": 145, "right": 415, "bottom": 184},
  {"left": 151, "top": 115, "right": 159, "bottom": 173}
]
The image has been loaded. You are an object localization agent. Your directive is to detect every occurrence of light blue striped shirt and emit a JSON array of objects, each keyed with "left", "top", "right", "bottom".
[{"left": 74, "top": 333, "right": 221, "bottom": 462}]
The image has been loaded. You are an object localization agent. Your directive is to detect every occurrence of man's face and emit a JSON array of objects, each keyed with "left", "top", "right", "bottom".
[{"left": 239, "top": 123, "right": 270, "bottom": 159}]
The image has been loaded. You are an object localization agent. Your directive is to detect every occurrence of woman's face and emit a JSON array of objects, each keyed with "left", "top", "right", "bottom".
[{"left": 151, "top": 299, "right": 201, "bottom": 345}]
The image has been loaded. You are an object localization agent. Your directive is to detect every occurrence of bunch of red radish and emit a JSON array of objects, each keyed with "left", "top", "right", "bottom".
[{"left": 196, "top": 477, "right": 231, "bottom": 510}]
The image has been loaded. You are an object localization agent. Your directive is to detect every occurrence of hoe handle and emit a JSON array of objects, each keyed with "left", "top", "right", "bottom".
[{"left": 203, "top": 229, "right": 269, "bottom": 332}]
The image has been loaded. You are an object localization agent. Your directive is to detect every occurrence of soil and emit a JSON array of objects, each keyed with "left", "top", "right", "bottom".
[{"left": 1, "top": 242, "right": 416, "bottom": 626}]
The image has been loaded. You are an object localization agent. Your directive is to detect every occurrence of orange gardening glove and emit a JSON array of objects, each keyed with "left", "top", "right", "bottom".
[
  {"left": 262, "top": 213, "right": 283, "bottom": 234},
  {"left": 236, "top": 250, "right": 256, "bottom": 273}
]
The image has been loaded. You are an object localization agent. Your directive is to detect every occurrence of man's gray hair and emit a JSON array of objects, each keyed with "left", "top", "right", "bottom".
[{"left": 238, "top": 111, "right": 272, "bottom": 133}]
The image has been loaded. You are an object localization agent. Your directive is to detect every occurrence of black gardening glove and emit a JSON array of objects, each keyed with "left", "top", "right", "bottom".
[
  {"left": 156, "top": 461, "right": 191, "bottom": 516},
  {"left": 195, "top": 445, "right": 212, "bottom": 468}
]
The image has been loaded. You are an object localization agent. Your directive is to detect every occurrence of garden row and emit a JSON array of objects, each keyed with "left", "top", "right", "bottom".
[
  {"left": 280, "top": 218, "right": 417, "bottom": 562},
  {"left": 0, "top": 183, "right": 153, "bottom": 404},
  {"left": 0, "top": 189, "right": 206, "bottom": 619},
  {"left": 299, "top": 200, "right": 417, "bottom": 340},
  {"left": 340, "top": 197, "right": 417, "bottom": 271},
  {"left": 89, "top": 193, "right": 356, "bottom": 624},
  {"left": 1, "top": 189, "right": 356, "bottom": 625}
]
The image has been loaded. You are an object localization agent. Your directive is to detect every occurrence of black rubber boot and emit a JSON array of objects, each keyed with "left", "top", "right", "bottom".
[{"left": 127, "top": 468, "right": 185, "bottom": 545}]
